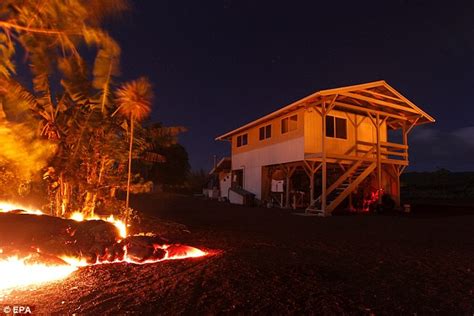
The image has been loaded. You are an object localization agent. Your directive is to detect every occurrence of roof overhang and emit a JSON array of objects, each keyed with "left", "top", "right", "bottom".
[
  {"left": 216, "top": 80, "right": 435, "bottom": 141},
  {"left": 209, "top": 157, "right": 231, "bottom": 175}
]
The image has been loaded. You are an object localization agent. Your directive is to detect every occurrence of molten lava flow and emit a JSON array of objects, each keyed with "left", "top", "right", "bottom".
[
  {"left": 60, "top": 243, "right": 208, "bottom": 267},
  {"left": 0, "top": 204, "right": 209, "bottom": 292},
  {"left": 0, "top": 253, "right": 77, "bottom": 291}
]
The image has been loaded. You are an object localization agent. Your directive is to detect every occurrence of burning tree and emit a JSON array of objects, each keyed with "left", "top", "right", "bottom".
[
  {"left": 0, "top": 1, "right": 184, "bottom": 220},
  {"left": 0, "top": 1, "right": 208, "bottom": 295}
]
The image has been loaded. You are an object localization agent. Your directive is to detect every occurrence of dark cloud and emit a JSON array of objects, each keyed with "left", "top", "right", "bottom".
[{"left": 408, "top": 126, "right": 474, "bottom": 171}]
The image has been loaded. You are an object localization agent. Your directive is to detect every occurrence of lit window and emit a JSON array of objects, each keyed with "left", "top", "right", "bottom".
[
  {"left": 325, "top": 115, "right": 347, "bottom": 139},
  {"left": 236, "top": 133, "right": 248, "bottom": 147},
  {"left": 259, "top": 124, "right": 272, "bottom": 140},
  {"left": 281, "top": 115, "right": 297, "bottom": 134}
]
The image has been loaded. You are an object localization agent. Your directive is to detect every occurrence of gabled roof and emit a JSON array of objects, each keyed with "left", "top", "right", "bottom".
[{"left": 216, "top": 80, "right": 435, "bottom": 141}]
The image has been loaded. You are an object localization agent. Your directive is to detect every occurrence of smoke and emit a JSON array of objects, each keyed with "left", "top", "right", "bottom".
[{"left": 0, "top": 121, "right": 57, "bottom": 179}]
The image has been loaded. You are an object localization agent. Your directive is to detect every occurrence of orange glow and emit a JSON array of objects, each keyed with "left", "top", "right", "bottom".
[
  {"left": 0, "top": 201, "right": 43, "bottom": 215},
  {"left": 0, "top": 204, "right": 209, "bottom": 292},
  {"left": 61, "top": 244, "right": 208, "bottom": 266},
  {"left": 0, "top": 253, "right": 77, "bottom": 291},
  {"left": 68, "top": 212, "right": 127, "bottom": 238}
]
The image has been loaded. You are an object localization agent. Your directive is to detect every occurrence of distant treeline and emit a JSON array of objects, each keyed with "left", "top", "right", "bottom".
[{"left": 401, "top": 169, "right": 474, "bottom": 204}]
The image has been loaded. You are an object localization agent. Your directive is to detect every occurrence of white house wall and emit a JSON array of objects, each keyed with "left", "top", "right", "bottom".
[{"left": 232, "top": 137, "right": 305, "bottom": 199}]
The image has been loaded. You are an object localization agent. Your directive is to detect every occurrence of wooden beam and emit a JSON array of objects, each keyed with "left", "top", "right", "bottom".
[
  {"left": 406, "top": 117, "right": 420, "bottom": 134},
  {"left": 309, "top": 104, "right": 322, "bottom": 116},
  {"left": 327, "top": 163, "right": 377, "bottom": 213},
  {"left": 326, "top": 153, "right": 376, "bottom": 162},
  {"left": 359, "top": 89, "right": 405, "bottom": 103},
  {"left": 381, "top": 158, "right": 408, "bottom": 166},
  {"left": 340, "top": 92, "right": 421, "bottom": 115},
  {"left": 367, "top": 112, "right": 377, "bottom": 127},
  {"left": 391, "top": 164, "right": 401, "bottom": 207},
  {"left": 321, "top": 99, "right": 327, "bottom": 215},
  {"left": 380, "top": 142, "right": 408, "bottom": 150},
  {"left": 376, "top": 113, "right": 382, "bottom": 204},
  {"left": 318, "top": 80, "right": 386, "bottom": 96},
  {"left": 380, "top": 150, "right": 407, "bottom": 158},
  {"left": 283, "top": 165, "right": 297, "bottom": 209},
  {"left": 333, "top": 101, "right": 407, "bottom": 121},
  {"left": 381, "top": 83, "right": 435, "bottom": 123},
  {"left": 326, "top": 94, "right": 338, "bottom": 114},
  {"left": 398, "top": 165, "right": 408, "bottom": 176},
  {"left": 303, "top": 161, "right": 322, "bottom": 205}
]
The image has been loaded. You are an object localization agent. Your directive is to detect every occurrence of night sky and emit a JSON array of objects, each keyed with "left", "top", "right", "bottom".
[{"left": 108, "top": 1, "right": 474, "bottom": 172}]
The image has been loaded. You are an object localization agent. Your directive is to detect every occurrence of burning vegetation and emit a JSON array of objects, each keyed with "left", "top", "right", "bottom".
[{"left": 0, "top": 0, "right": 204, "bottom": 299}]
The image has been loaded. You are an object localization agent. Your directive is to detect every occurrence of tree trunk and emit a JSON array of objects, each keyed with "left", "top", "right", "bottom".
[
  {"left": 125, "top": 115, "right": 134, "bottom": 226},
  {"left": 82, "top": 190, "right": 97, "bottom": 217}
]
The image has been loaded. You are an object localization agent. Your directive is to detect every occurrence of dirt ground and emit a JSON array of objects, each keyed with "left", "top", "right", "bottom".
[{"left": 2, "top": 194, "right": 474, "bottom": 314}]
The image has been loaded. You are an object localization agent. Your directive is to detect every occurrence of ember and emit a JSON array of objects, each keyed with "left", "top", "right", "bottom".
[{"left": 0, "top": 205, "right": 208, "bottom": 292}]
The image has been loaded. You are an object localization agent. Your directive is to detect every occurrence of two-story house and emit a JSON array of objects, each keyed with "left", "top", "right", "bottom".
[{"left": 216, "top": 81, "right": 434, "bottom": 216}]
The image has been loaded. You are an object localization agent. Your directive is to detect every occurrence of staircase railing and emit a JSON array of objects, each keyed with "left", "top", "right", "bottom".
[
  {"left": 313, "top": 144, "right": 376, "bottom": 204},
  {"left": 326, "top": 162, "right": 377, "bottom": 213}
]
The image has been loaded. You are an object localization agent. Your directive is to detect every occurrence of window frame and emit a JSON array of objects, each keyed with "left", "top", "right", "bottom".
[
  {"left": 281, "top": 114, "right": 298, "bottom": 134},
  {"left": 325, "top": 115, "right": 348, "bottom": 140},
  {"left": 259, "top": 124, "right": 272, "bottom": 141},
  {"left": 236, "top": 133, "right": 248, "bottom": 147}
]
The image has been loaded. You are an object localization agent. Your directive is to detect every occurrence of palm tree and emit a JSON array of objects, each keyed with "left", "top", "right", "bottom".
[{"left": 114, "top": 77, "right": 153, "bottom": 224}]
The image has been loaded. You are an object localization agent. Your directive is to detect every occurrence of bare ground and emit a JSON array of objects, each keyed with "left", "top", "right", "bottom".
[{"left": 2, "top": 194, "right": 474, "bottom": 315}]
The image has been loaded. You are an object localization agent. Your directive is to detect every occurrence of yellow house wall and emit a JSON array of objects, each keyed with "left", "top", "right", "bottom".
[
  {"left": 303, "top": 108, "right": 387, "bottom": 156},
  {"left": 230, "top": 106, "right": 388, "bottom": 162},
  {"left": 231, "top": 108, "right": 306, "bottom": 156}
]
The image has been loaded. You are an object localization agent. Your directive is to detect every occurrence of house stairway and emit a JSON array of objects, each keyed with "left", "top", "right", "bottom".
[{"left": 306, "top": 160, "right": 377, "bottom": 216}]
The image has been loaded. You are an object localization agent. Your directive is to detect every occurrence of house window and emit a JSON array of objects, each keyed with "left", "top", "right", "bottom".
[
  {"left": 236, "top": 133, "right": 248, "bottom": 147},
  {"left": 259, "top": 124, "right": 272, "bottom": 140},
  {"left": 281, "top": 115, "right": 298, "bottom": 134},
  {"left": 325, "top": 115, "right": 347, "bottom": 139}
]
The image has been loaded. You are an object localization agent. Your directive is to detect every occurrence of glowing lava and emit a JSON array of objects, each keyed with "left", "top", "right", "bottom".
[
  {"left": 0, "top": 254, "right": 77, "bottom": 291},
  {"left": 0, "top": 203, "right": 208, "bottom": 292}
]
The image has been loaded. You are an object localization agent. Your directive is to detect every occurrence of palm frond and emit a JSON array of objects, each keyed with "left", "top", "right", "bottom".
[{"left": 115, "top": 77, "right": 153, "bottom": 121}]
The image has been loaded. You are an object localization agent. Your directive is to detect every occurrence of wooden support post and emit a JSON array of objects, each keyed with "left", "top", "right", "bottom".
[
  {"left": 348, "top": 176, "right": 354, "bottom": 210},
  {"left": 376, "top": 113, "right": 382, "bottom": 204},
  {"left": 285, "top": 167, "right": 290, "bottom": 209},
  {"left": 402, "top": 122, "right": 408, "bottom": 164},
  {"left": 395, "top": 166, "right": 401, "bottom": 207},
  {"left": 284, "top": 165, "right": 297, "bottom": 209},
  {"left": 304, "top": 161, "right": 322, "bottom": 210},
  {"left": 321, "top": 100, "right": 328, "bottom": 215}
]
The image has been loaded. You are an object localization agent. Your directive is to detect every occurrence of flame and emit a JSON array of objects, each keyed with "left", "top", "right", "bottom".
[
  {"left": 0, "top": 204, "right": 209, "bottom": 292},
  {"left": 69, "top": 212, "right": 127, "bottom": 238},
  {"left": 0, "top": 254, "right": 77, "bottom": 291},
  {"left": 60, "top": 244, "right": 208, "bottom": 267},
  {"left": 0, "top": 201, "right": 43, "bottom": 215}
]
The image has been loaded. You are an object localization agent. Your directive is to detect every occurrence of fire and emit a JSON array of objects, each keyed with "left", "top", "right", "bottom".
[
  {"left": 0, "top": 254, "right": 77, "bottom": 291},
  {"left": 0, "top": 201, "right": 43, "bottom": 215},
  {"left": 0, "top": 244, "right": 208, "bottom": 292},
  {"left": 69, "top": 212, "right": 127, "bottom": 238},
  {"left": 60, "top": 244, "right": 208, "bottom": 266},
  {"left": 0, "top": 204, "right": 209, "bottom": 292}
]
